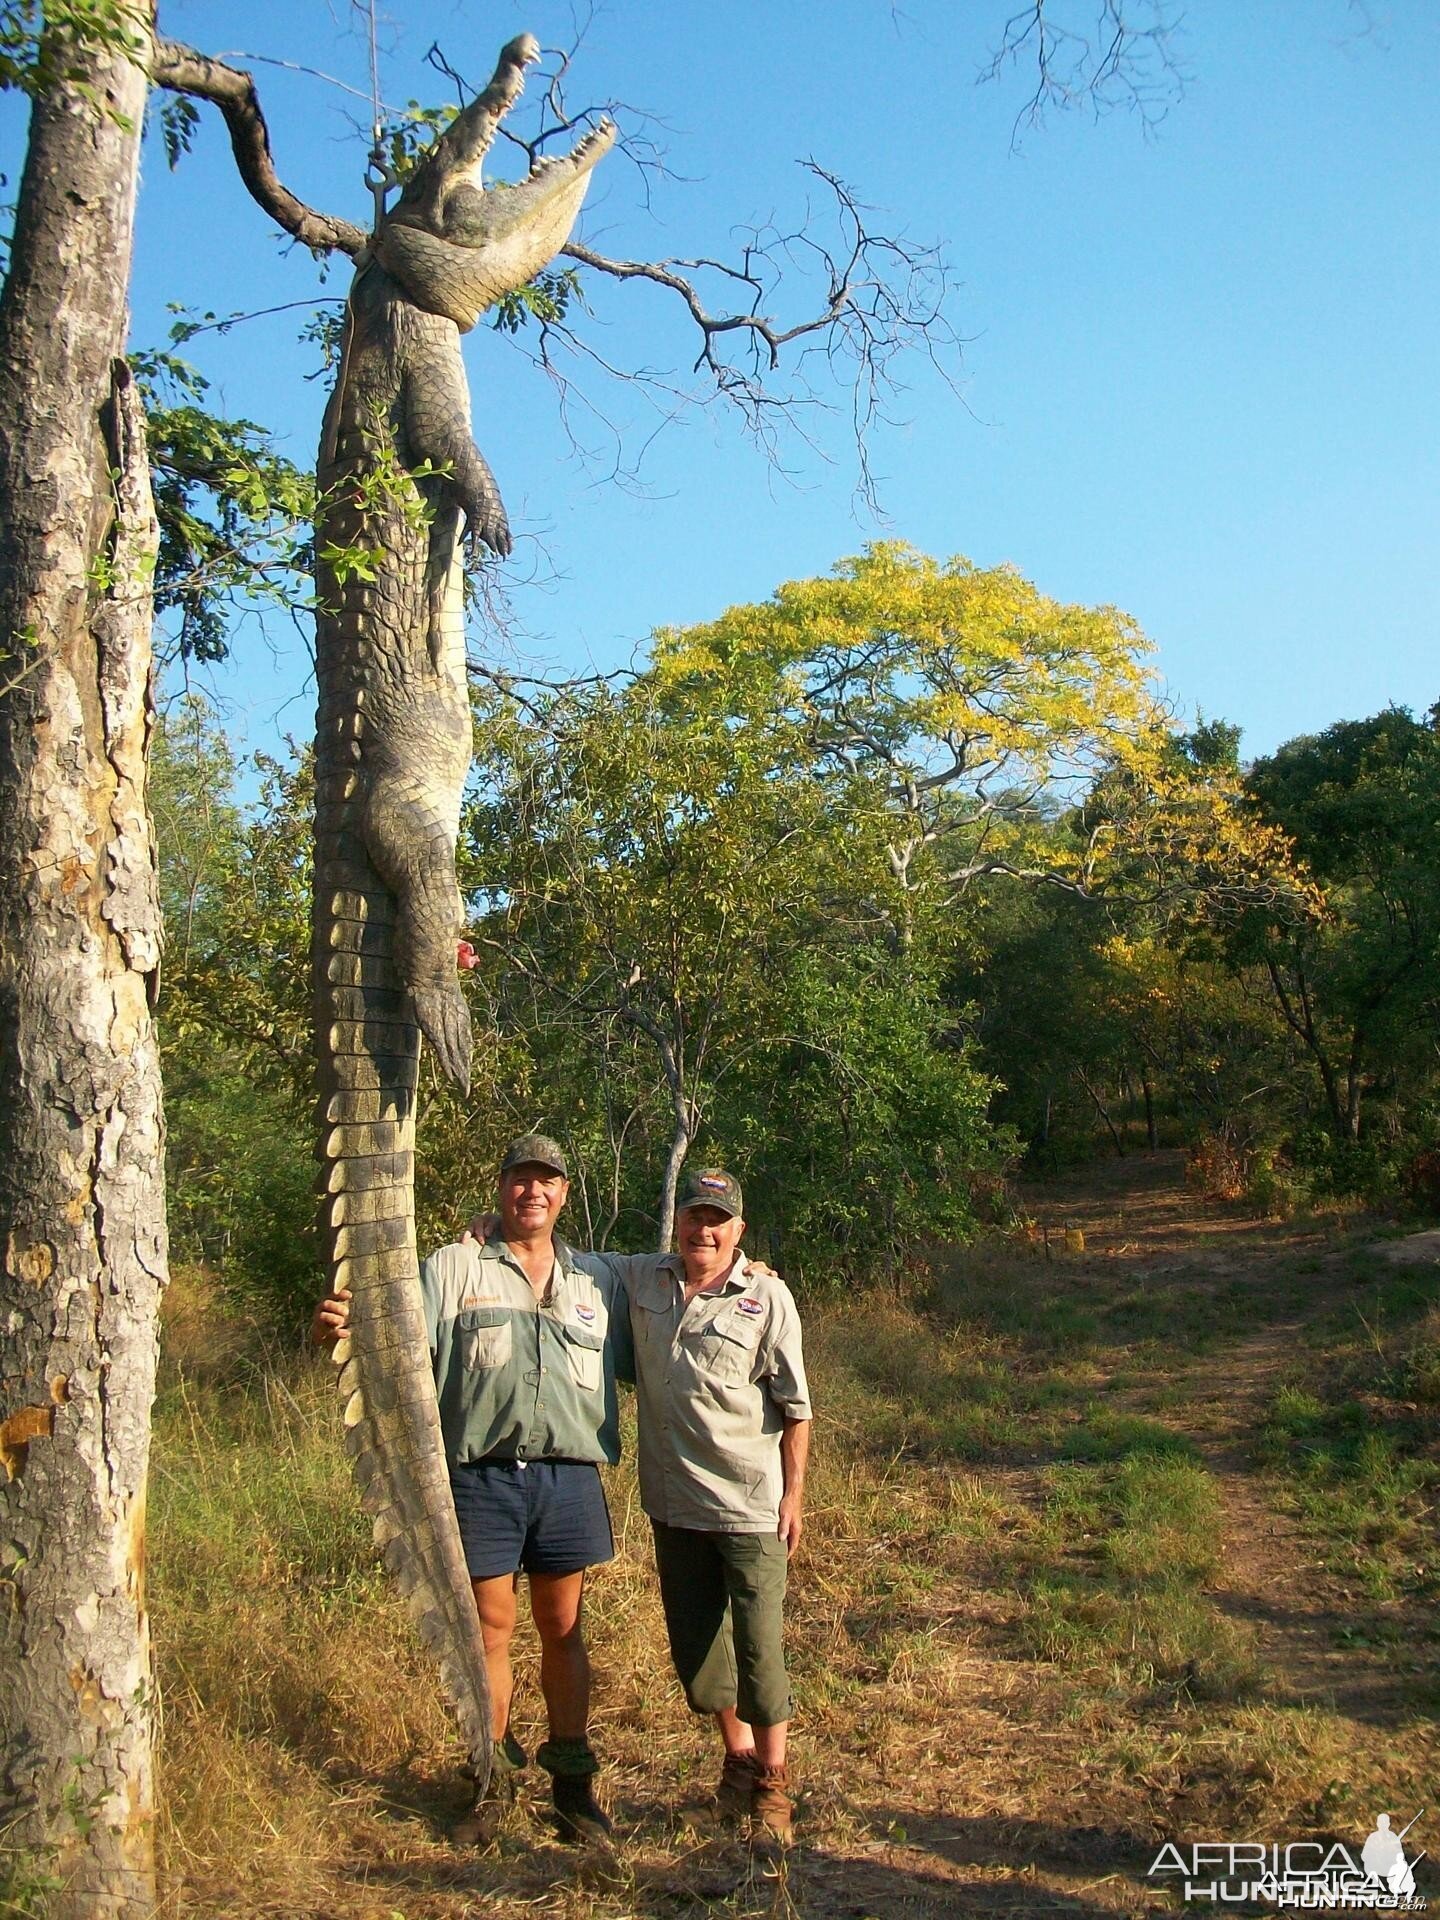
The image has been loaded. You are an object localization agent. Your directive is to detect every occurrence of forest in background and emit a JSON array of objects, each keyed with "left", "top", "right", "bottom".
[
  {"left": 85, "top": 5, "right": 1435, "bottom": 1323},
  {"left": 153, "top": 532, "right": 1440, "bottom": 1322}
]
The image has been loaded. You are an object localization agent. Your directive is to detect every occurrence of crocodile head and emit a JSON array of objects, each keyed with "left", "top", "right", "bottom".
[{"left": 371, "top": 33, "right": 615, "bottom": 332}]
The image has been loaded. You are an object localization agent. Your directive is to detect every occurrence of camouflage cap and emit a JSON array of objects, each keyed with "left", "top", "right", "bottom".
[
  {"left": 677, "top": 1166, "right": 744, "bottom": 1219},
  {"left": 499, "top": 1132, "right": 569, "bottom": 1178}
]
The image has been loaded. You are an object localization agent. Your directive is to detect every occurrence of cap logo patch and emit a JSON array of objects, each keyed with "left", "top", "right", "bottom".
[
  {"left": 699, "top": 1175, "right": 729, "bottom": 1191},
  {"left": 738, "top": 1297, "right": 763, "bottom": 1316}
]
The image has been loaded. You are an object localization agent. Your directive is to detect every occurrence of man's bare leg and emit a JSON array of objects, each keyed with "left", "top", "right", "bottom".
[
  {"left": 471, "top": 1572, "right": 519, "bottom": 1738},
  {"left": 453, "top": 1573, "right": 522, "bottom": 1845},
  {"left": 528, "top": 1569, "right": 590, "bottom": 1739},
  {"left": 716, "top": 1709, "right": 785, "bottom": 1766},
  {"left": 717, "top": 1706, "right": 755, "bottom": 1758},
  {"left": 529, "top": 1569, "right": 610, "bottom": 1843}
]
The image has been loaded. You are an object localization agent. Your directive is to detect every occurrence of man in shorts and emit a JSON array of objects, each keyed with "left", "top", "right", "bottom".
[
  {"left": 463, "top": 1163, "right": 813, "bottom": 1842},
  {"left": 313, "top": 1132, "right": 629, "bottom": 1845}
]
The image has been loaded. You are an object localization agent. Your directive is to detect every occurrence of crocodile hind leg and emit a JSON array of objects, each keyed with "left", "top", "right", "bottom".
[{"left": 359, "top": 764, "right": 473, "bottom": 1095}]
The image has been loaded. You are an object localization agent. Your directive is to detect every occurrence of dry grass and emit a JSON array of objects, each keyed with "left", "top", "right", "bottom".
[{"left": 125, "top": 1193, "right": 1440, "bottom": 1919}]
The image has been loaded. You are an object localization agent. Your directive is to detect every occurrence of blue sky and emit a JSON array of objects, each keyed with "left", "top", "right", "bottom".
[{"left": 10, "top": 2, "right": 1438, "bottom": 764}]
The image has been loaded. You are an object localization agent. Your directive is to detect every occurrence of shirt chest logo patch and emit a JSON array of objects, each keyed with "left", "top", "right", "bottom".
[
  {"left": 573, "top": 1303, "right": 597, "bottom": 1324},
  {"left": 737, "top": 1297, "right": 763, "bottom": 1317}
]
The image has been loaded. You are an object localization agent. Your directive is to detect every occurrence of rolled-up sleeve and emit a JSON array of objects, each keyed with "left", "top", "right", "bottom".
[
  {"left": 581, "top": 1251, "right": 638, "bottom": 1387},
  {"left": 762, "top": 1287, "right": 812, "bottom": 1422}
]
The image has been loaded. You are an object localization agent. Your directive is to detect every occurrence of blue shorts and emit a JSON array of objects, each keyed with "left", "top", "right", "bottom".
[{"left": 449, "top": 1459, "right": 614, "bottom": 1581}]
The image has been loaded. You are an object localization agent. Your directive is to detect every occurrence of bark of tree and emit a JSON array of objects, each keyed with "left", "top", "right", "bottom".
[
  {"left": 1077, "top": 1067, "right": 1126, "bottom": 1157},
  {"left": 0, "top": 19, "right": 166, "bottom": 1919},
  {"left": 1141, "top": 1073, "right": 1158, "bottom": 1150},
  {"left": 626, "top": 1013, "right": 694, "bottom": 1253}
]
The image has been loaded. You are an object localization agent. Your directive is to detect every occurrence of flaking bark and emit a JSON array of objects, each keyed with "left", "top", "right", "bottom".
[{"left": 0, "top": 18, "right": 166, "bottom": 1920}]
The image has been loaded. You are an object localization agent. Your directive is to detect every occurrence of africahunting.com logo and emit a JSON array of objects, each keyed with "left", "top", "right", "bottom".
[{"left": 1148, "top": 1809, "right": 1426, "bottom": 1909}]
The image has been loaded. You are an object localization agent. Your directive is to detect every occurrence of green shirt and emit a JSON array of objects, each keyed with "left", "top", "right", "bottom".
[
  {"left": 600, "top": 1251, "right": 812, "bottom": 1532},
  {"left": 421, "top": 1236, "right": 633, "bottom": 1467}
]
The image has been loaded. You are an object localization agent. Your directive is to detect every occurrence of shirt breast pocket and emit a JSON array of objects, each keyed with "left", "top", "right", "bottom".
[
  {"left": 460, "top": 1308, "right": 512, "bottom": 1372},
  {"left": 695, "top": 1319, "right": 761, "bottom": 1386},
  {"left": 563, "top": 1323, "right": 605, "bottom": 1393},
  {"left": 635, "top": 1298, "right": 669, "bottom": 1346}
]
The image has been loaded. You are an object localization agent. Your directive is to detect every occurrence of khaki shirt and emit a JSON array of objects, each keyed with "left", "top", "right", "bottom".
[
  {"left": 601, "top": 1251, "right": 812, "bottom": 1532},
  {"left": 422, "top": 1237, "right": 632, "bottom": 1467}
]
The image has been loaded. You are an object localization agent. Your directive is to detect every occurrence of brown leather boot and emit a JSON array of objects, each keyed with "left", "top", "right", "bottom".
[
  {"left": 750, "top": 1762, "right": 794, "bottom": 1845},
  {"left": 716, "top": 1748, "right": 760, "bottom": 1820}
]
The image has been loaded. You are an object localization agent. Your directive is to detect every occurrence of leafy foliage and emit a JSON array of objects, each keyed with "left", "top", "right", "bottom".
[
  {"left": 152, "top": 700, "right": 317, "bottom": 1319},
  {"left": 132, "top": 343, "right": 314, "bottom": 663},
  {"left": 157, "top": 92, "right": 199, "bottom": 168},
  {"left": 492, "top": 266, "right": 583, "bottom": 336},
  {"left": 652, "top": 543, "right": 1306, "bottom": 924},
  {"left": 154, "top": 554, "right": 1440, "bottom": 1323},
  {"left": 0, "top": 0, "right": 147, "bottom": 104},
  {"left": 1237, "top": 706, "right": 1440, "bottom": 1157}
]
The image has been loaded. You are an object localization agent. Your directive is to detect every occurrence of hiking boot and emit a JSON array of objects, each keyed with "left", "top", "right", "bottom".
[
  {"left": 750, "top": 1763, "right": 794, "bottom": 1846},
  {"left": 550, "top": 1773, "right": 613, "bottom": 1846},
  {"left": 453, "top": 1729, "right": 526, "bottom": 1846},
  {"left": 537, "top": 1736, "right": 612, "bottom": 1847},
  {"left": 716, "top": 1748, "right": 760, "bottom": 1821}
]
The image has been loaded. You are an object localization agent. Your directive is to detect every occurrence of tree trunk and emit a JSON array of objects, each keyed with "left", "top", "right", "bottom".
[
  {"left": 1344, "top": 1031, "right": 1365, "bottom": 1142},
  {"left": 620, "top": 1008, "right": 693, "bottom": 1250},
  {"left": 0, "top": 20, "right": 165, "bottom": 1920},
  {"left": 1077, "top": 1068, "right": 1126, "bottom": 1157},
  {"left": 1142, "top": 1075, "right": 1157, "bottom": 1150},
  {"left": 656, "top": 1103, "right": 692, "bottom": 1254}
]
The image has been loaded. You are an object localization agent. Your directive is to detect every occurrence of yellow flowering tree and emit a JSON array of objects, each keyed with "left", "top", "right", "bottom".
[{"left": 652, "top": 543, "right": 1312, "bottom": 928}]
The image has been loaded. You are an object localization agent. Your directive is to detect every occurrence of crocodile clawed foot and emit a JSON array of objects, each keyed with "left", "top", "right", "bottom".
[
  {"left": 413, "top": 985, "right": 473, "bottom": 1094},
  {"left": 465, "top": 509, "right": 511, "bottom": 563}
]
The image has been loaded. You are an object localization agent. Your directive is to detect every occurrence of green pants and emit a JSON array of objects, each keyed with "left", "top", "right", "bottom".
[{"left": 651, "top": 1520, "right": 792, "bottom": 1728}]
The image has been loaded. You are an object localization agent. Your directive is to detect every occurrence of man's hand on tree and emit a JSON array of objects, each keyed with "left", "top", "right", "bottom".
[{"left": 310, "top": 1286, "right": 351, "bottom": 1347}]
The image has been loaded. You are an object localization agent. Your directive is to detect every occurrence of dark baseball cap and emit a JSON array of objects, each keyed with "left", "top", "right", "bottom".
[
  {"left": 677, "top": 1167, "right": 743, "bottom": 1219},
  {"left": 499, "top": 1132, "right": 568, "bottom": 1178}
]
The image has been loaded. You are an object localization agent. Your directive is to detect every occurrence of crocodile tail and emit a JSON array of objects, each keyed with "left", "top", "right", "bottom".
[{"left": 314, "top": 748, "right": 494, "bottom": 1790}]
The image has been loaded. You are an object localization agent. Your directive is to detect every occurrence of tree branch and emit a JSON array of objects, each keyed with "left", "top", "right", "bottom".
[
  {"left": 151, "top": 39, "right": 366, "bottom": 258},
  {"left": 551, "top": 161, "right": 958, "bottom": 510},
  {"left": 980, "top": 1, "right": 1188, "bottom": 145}
]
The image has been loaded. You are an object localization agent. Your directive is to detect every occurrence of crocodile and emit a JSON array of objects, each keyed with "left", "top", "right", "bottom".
[{"left": 312, "top": 33, "right": 613, "bottom": 1792}]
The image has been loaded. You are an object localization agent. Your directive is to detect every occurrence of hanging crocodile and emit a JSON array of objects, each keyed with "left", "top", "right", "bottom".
[{"left": 312, "top": 33, "right": 613, "bottom": 1793}]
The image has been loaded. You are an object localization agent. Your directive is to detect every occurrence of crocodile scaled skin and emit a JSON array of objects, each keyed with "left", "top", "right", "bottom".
[{"left": 311, "top": 34, "right": 613, "bottom": 1791}]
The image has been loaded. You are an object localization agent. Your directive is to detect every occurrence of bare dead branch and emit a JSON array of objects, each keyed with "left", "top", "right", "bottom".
[
  {"left": 205, "top": 49, "right": 395, "bottom": 114},
  {"left": 979, "top": 1, "right": 1189, "bottom": 145},
  {"left": 552, "top": 163, "right": 958, "bottom": 510},
  {"left": 151, "top": 39, "right": 367, "bottom": 257}
]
